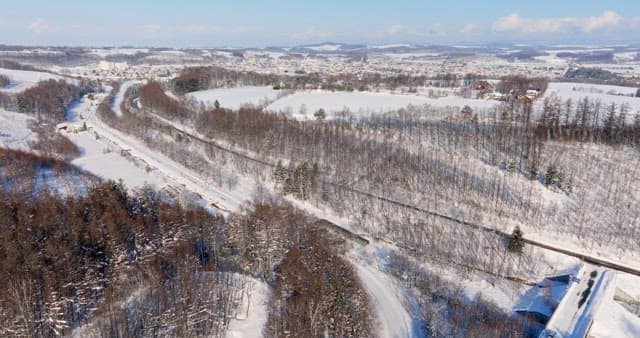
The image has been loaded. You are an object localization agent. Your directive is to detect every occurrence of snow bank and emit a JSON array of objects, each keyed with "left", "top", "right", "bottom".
[{"left": 187, "top": 86, "right": 281, "bottom": 110}]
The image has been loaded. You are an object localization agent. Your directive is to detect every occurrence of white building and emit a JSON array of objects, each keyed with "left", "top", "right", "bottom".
[{"left": 98, "top": 60, "right": 128, "bottom": 71}]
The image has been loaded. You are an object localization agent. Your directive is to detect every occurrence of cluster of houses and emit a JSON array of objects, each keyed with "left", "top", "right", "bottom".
[{"left": 474, "top": 80, "right": 541, "bottom": 103}]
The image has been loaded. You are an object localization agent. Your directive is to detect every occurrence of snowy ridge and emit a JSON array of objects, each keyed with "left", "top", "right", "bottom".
[{"left": 0, "top": 68, "right": 65, "bottom": 93}]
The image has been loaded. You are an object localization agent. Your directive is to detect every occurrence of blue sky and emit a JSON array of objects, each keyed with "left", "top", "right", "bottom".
[{"left": 1, "top": 1, "right": 639, "bottom": 47}]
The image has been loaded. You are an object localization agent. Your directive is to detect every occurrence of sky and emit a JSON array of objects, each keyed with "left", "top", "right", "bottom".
[{"left": 1, "top": 1, "right": 639, "bottom": 47}]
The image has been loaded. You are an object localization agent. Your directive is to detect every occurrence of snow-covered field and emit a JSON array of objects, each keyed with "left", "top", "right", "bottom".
[
  {"left": 543, "top": 82, "right": 640, "bottom": 112},
  {"left": 304, "top": 44, "right": 343, "bottom": 52},
  {"left": 186, "top": 86, "right": 281, "bottom": 110},
  {"left": 226, "top": 276, "right": 271, "bottom": 338},
  {"left": 0, "top": 109, "right": 37, "bottom": 150},
  {"left": 89, "top": 48, "right": 149, "bottom": 57},
  {"left": 0, "top": 67, "right": 65, "bottom": 93},
  {"left": 266, "top": 90, "right": 497, "bottom": 119},
  {"left": 66, "top": 131, "right": 168, "bottom": 189},
  {"left": 62, "top": 94, "right": 171, "bottom": 190}
]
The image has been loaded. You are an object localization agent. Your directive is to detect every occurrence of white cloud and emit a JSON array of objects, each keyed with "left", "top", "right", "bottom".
[
  {"left": 459, "top": 23, "right": 478, "bottom": 34},
  {"left": 388, "top": 24, "right": 412, "bottom": 35},
  {"left": 581, "top": 11, "right": 621, "bottom": 33},
  {"left": 492, "top": 11, "right": 621, "bottom": 34},
  {"left": 28, "top": 18, "right": 54, "bottom": 34}
]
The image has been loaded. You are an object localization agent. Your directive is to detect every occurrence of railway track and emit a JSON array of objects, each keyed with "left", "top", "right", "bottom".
[{"left": 143, "top": 111, "right": 640, "bottom": 278}]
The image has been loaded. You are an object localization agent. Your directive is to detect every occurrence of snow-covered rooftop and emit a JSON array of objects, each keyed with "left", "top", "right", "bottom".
[{"left": 516, "top": 264, "right": 617, "bottom": 338}]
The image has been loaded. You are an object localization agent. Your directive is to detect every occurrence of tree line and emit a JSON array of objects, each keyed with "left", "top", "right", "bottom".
[{"left": 170, "top": 66, "right": 499, "bottom": 94}]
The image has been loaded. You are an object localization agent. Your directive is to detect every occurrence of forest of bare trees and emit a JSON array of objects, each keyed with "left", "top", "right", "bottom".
[
  {"left": 384, "top": 251, "right": 542, "bottom": 337},
  {"left": 103, "top": 79, "right": 639, "bottom": 274},
  {"left": 15, "top": 79, "right": 86, "bottom": 122},
  {"left": 170, "top": 66, "right": 496, "bottom": 94},
  {"left": 87, "top": 82, "right": 554, "bottom": 335}
]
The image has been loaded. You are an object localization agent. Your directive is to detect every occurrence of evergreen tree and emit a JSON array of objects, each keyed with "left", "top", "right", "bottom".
[
  {"left": 604, "top": 102, "right": 617, "bottom": 141},
  {"left": 545, "top": 165, "right": 558, "bottom": 187},
  {"left": 273, "top": 160, "right": 287, "bottom": 185},
  {"left": 507, "top": 226, "right": 524, "bottom": 253},
  {"left": 314, "top": 108, "right": 326, "bottom": 122},
  {"left": 293, "top": 162, "right": 310, "bottom": 199}
]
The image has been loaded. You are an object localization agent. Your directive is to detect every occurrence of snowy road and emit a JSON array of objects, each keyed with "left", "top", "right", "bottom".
[
  {"left": 351, "top": 254, "right": 414, "bottom": 338},
  {"left": 112, "top": 80, "right": 144, "bottom": 117},
  {"left": 68, "top": 92, "right": 247, "bottom": 212}
]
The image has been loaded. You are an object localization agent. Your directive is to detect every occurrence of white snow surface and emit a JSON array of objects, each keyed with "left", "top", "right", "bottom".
[
  {"left": 0, "top": 109, "right": 37, "bottom": 150},
  {"left": 226, "top": 276, "right": 271, "bottom": 338},
  {"left": 590, "top": 297, "right": 640, "bottom": 338},
  {"left": 266, "top": 90, "right": 497, "bottom": 119},
  {"left": 305, "top": 44, "right": 343, "bottom": 52},
  {"left": 544, "top": 266, "right": 616, "bottom": 338},
  {"left": 615, "top": 273, "right": 640, "bottom": 301},
  {"left": 89, "top": 48, "right": 149, "bottom": 57},
  {"left": 0, "top": 67, "right": 65, "bottom": 93},
  {"left": 66, "top": 131, "right": 167, "bottom": 189},
  {"left": 65, "top": 91, "right": 251, "bottom": 213},
  {"left": 186, "top": 86, "right": 281, "bottom": 110},
  {"left": 370, "top": 44, "right": 414, "bottom": 49},
  {"left": 62, "top": 98, "right": 168, "bottom": 190}
]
